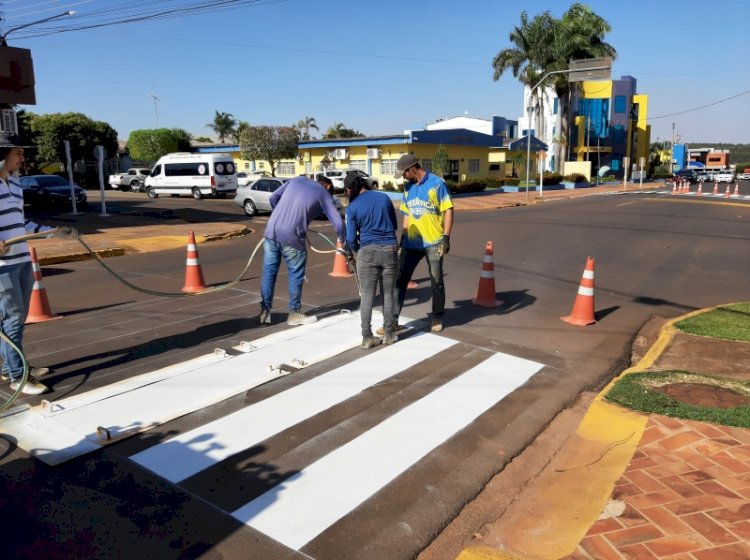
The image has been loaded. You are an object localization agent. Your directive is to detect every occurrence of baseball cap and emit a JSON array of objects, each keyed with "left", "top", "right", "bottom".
[{"left": 395, "top": 154, "right": 418, "bottom": 179}]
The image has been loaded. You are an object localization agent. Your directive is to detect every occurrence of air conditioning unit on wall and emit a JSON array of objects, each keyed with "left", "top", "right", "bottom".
[
  {"left": 366, "top": 148, "right": 380, "bottom": 159},
  {"left": 334, "top": 148, "right": 348, "bottom": 160}
]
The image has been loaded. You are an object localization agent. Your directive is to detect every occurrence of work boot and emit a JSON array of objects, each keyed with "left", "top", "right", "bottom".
[
  {"left": 361, "top": 335, "right": 382, "bottom": 350},
  {"left": 2, "top": 367, "right": 50, "bottom": 382},
  {"left": 431, "top": 317, "right": 443, "bottom": 333},
  {"left": 10, "top": 375, "right": 49, "bottom": 395},
  {"left": 382, "top": 331, "right": 398, "bottom": 345},
  {"left": 376, "top": 321, "right": 405, "bottom": 336},
  {"left": 258, "top": 308, "right": 272, "bottom": 326},
  {"left": 287, "top": 311, "right": 318, "bottom": 326}
]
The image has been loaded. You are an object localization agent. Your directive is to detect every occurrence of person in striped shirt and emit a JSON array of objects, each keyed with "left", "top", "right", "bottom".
[{"left": 0, "top": 133, "right": 78, "bottom": 395}]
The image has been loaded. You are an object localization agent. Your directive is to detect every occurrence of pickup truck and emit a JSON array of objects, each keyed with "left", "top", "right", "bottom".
[{"left": 108, "top": 167, "right": 152, "bottom": 192}]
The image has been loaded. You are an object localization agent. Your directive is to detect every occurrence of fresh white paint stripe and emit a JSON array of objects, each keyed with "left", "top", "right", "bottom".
[
  {"left": 582, "top": 270, "right": 594, "bottom": 279},
  {"left": 234, "top": 351, "right": 543, "bottom": 550},
  {"left": 186, "top": 258, "right": 199, "bottom": 265},
  {"left": 578, "top": 286, "right": 594, "bottom": 296},
  {"left": 131, "top": 333, "right": 456, "bottom": 482},
  {"left": 0, "top": 311, "right": 384, "bottom": 465},
  {"left": 480, "top": 270, "right": 495, "bottom": 279}
]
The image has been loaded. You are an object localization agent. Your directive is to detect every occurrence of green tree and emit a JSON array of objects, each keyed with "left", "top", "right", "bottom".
[
  {"left": 20, "top": 111, "right": 119, "bottom": 171},
  {"left": 433, "top": 144, "right": 449, "bottom": 179},
  {"left": 239, "top": 126, "right": 300, "bottom": 176},
  {"left": 508, "top": 151, "right": 527, "bottom": 178},
  {"left": 232, "top": 120, "right": 251, "bottom": 143},
  {"left": 207, "top": 110, "right": 237, "bottom": 142},
  {"left": 193, "top": 136, "right": 213, "bottom": 143},
  {"left": 324, "top": 122, "right": 363, "bottom": 139},
  {"left": 127, "top": 129, "right": 181, "bottom": 163},
  {"left": 296, "top": 116, "right": 319, "bottom": 140},
  {"left": 171, "top": 128, "right": 193, "bottom": 152}
]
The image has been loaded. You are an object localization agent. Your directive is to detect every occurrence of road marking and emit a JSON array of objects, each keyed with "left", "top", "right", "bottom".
[
  {"left": 131, "top": 332, "right": 457, "bottom": 482},
  {"left": 233, "top": 351, "right": 543, "bottom": 550},
  {"left": 616, "top": 200, "right": 638, "bottom": 207}
]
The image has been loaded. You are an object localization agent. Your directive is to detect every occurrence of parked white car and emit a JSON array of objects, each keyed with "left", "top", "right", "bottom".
[
  {"left": 715, "top": 170, "right": 735, "bottom": 183},
  {"left": 233, "top": 177, "right": 288, "bottom": 216},
  {"left": 236, "top": 170, "right": 271, "bottom": 187}
]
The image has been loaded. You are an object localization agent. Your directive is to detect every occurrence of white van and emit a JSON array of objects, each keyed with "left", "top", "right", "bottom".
[{"left": 144, "top": 153, "right": 238, "bottom": 199}]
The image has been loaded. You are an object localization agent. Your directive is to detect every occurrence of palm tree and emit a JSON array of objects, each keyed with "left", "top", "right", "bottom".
[
  {"left": 492, "top": 10, "right": 556, "bottom": 146},
  {"left": 296, "top": 116, "right": 319, "bottom": 140},
  {"left": 324, "top": 122, "right": 362, "bottom": 139},
  {"left": 206, "top": 111, "right": 237, "bottom": 143},
  {"left": 549, "top": 4, "right": 617, "bottom": 168},
  {"left": 492, "top": 5, "right": 616, "bottom": 172}
]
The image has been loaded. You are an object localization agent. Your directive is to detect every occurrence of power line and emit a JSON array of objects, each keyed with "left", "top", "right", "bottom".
[{"left": 648, "top": 90, "right": 750, "bottom": 120}]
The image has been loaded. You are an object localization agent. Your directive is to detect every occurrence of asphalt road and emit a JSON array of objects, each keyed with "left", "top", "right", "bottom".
[{"left": 2, "top": 189, "right": 749, "bottom": 559}]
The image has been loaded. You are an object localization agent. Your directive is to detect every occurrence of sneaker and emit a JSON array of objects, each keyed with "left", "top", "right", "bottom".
[
  {"left": 287, "top": 311, "right": 318, "bottom": 326},
  {"left": 431, "top": 317, "right": 443, "bottom": 333},
  {"left": 383, "top": 332, "right": 398, "bottom": 345},
  {"left": 258, "top": 308, "right": 271, "bottom": 326},
  {"left": 2, "top": 367, "right": 50, "bottom": 382},
  {"left": 9, "top": 376, "right": 49, "bottom": 395},
  {"left": 376, "top": 322, "right": 406, "bottom": 336},
  {"left": 361, "top": 336, "right": 382, "bottom": 350}
]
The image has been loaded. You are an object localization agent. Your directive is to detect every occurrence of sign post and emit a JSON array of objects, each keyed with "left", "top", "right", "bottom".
[
  {"left": 623, "top": 156, "right": 630, "bottom": 190},
  {"left": 94, "top": 145, "right": 110, "bottom": 216},
  {"left": 639, "top": 156, "right": 645, "bottom": 188},
  {"left": 63, "top": 140, "right": 80, "bottom": 215}
]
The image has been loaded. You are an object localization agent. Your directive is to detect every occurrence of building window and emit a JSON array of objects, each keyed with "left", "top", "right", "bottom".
[
  {"left": 258, "top": 162, "right": 265, "bottom": 170},
  {"left": 349, "top": 159, "right": 366, "bottom": 171},
  {"left": 421, "top": 158, "right": 433, "bottom": 172},
  {"left": 578, "top": 98, "right": 610, "bottom": 138},
  {"left": 468, "top": 159, "right": 480, "bottom": 173},
  {"left": 277, "top": 162, "right": 295, "bottom": 175},
  {"left": 553, "top": 98, "right": 559, "bottom": 115},
  {"left": 244, "top": 162, "right": 250, "bottom": 169},
  {"left": 614, "top": 95, "right": 627, "bottom": 113},
  {"left": 611, "top": 159, "right": 621, "bottom": 171},
  {"left": 304, "top": 161, "right": 312, "bottom": 174},
  {"left": 381, "top": 159, "right": 399, "bottom": 175},
  {"left": 489, "top": 163, "right": 501, "bottom": 171}
]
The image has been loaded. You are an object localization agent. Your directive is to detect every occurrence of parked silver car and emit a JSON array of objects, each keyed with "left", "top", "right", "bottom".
[{"left": 233, "top": 177, "right": 288, "bottom": 216}]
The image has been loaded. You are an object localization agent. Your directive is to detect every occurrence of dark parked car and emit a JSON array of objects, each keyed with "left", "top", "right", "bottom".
[{"left": 20, "top": 175, "right": 88, "bottom": 210}]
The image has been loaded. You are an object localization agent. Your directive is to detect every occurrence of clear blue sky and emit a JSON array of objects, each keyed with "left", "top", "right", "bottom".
[{"left": 6, "top": 0, "right": 750, "bottom": 144}]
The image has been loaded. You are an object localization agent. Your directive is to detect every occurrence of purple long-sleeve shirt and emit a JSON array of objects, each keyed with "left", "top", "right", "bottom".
[{"left": 265, "top": 176, "right": 345, "bottom": 251}]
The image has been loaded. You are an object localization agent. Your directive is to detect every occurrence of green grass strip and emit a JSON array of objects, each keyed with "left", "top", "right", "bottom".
[
  {"left": 674, "top": 302, "right": 750, "bottom": 342},
  {"left": 605, "top": 370, "right": 750, "bottom": 428}
]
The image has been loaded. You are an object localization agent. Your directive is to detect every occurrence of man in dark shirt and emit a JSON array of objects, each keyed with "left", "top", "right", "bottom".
[{"left": 344, "top": 173, "right": 399, "bottom": 348}]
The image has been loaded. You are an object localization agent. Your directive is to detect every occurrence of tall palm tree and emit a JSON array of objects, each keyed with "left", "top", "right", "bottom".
[
  {"left": 492, "top": 5, "right": 616, "bottom": 172},
  {"left": 296, "top": 116, "right": 319, "bottom": 140},
  {"left": 492, "top": 10, "right": 556, "bottom": 144},
  {"left": 206, "top": 111, "right": 237, "bottom": 143},
  {"left": 550, "top": 4, "right": 617, "bottom": 168}
]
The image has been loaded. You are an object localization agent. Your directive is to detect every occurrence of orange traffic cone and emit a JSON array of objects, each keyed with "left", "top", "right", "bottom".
[
  {"left": 561, "top": 256, "right": 597, "bottom": 326},
  {"left": 697, "top": 181, "right": 703, "bottom": 196},
  {"left": 671, "top": 183, "right": 677, "bottom": 195},
  {"left": 713, "top": 181, "right": 718, "bottom": 195},
  {"left": 182, "top": 231, "right": 207, "bottom": 293},
  {"left": 472, "top": 241, "right": 500, "bottom": 307},
  {"left": 329, "top": 241, "right": 353, "bottom": 278},
  {"left": 725, "top": 184, "right": 731, "bottom": 198},
  {"left": 26, "top": 247, "right": 62, "bottom": 324},
  {"left": 733, "top": 182, "right": 740, "bottom": 196}
]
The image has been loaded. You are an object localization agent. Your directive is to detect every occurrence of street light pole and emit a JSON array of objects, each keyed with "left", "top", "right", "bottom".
[{"left": 0, "top": 10, "right": 76, "bottom": 45}]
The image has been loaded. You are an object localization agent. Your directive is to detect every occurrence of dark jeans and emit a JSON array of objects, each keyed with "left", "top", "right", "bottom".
[
  {"left": 356, "top": 244, "right": 398, "bottom": 337},
  {"left": 0, "top": 262, "right": 33, "bottom": 381},
  {"left": 395, "top": 245, "right": 445, "bottom": 319}
]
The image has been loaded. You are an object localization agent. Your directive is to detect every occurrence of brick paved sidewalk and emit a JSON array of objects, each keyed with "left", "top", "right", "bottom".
[{"left": 565, "top": 415, "right": 750, "bottom": 560}]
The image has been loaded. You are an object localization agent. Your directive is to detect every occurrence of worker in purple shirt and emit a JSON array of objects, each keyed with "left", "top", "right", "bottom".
[
  {"left": 259, "top": 176, "right": 346, "bottom": 326},
  {"left": 344, "top": 173, "right": 399, "bottom": 349}
]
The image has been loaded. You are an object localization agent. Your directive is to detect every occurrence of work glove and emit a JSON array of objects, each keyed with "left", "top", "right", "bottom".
[
  {"left": 437, "top": 234, "right": 450, "bottom": 257},
  {"left": 0, "top": 241, "right": 8, "bottom": 256},
  {"left": 50, "top": 226, "right": 79, "bottom": 240},
  {"left": 337, "top": 247, "right": 354, "bottom": 265}
]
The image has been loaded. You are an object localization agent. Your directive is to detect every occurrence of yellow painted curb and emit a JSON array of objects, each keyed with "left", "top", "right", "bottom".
[{"left": 454, "top": 306, "right": 724, "bottom": 560}]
